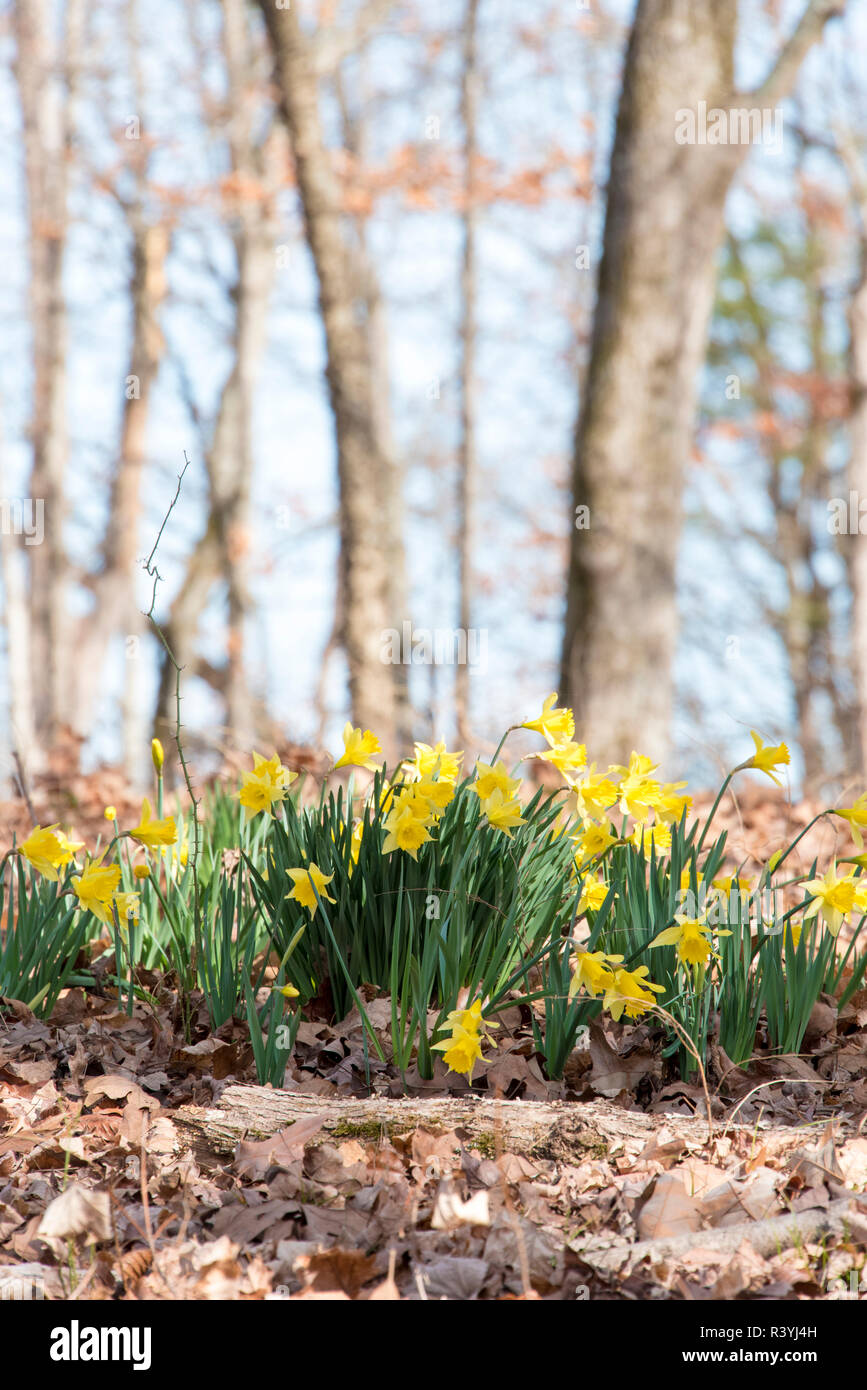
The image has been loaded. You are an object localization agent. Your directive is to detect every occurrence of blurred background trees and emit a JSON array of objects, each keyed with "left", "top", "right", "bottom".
[{"left": 0, "top": 0, "right": 865, "bottom": 795}]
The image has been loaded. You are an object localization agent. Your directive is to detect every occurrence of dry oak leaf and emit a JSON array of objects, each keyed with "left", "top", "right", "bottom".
[
  {"left": 234, "top": 1117, "right": 326, "bottom": 1178},
  {"left": 635, "top": 1172, "right": 703, "bottom": 1241},
  {"left": 37, "top": 1184, "right": 112, "bottom": 1244}
]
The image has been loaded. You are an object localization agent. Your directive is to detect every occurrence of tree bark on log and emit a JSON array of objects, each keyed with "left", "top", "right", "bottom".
[{"left": 174, "top": 1083, "right": 723, "bottom": 1164}]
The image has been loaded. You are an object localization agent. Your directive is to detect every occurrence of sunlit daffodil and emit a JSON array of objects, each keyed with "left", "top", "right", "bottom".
[
  {"left": 274, "top": 982, "right": 300, "bottom": 1001},
  {"left": 104, "top": 806, "right": 117, "bottom": 822},
  {"left": 603, "top": 966, "right": 665, "bottom": 1022},
  {"left": 610, "top": 753, "right": 661, "bottom": 822},
  {"left": 286, "top": 863, "right": 336, "bottom": 915},
  {"left": 112, "top": 891, "right": 140, "bottom": 929},
  {"left": 802, "top": 863, "right": 861, "bottom": 937},
  {"left": 470, "top": 759, "right": 521, "bottom": 801},
  {"left": 576, "top": 876, "right": 610, "bottom": 915},
  {"left": 432, "top": 999, "right": 498, "bottom": 1082},
  {"left": 745, "top": 730, "right": 790, "bottom": 787},
  {"left": 239, "top": 752, "right": 297, "bottom": 816},
  {"left": 572, "top": 820, "right": 618, "bottom": 867},
  {"left": 72, "top": 858, "right": 122, "bottom": 926},
  {"left": 432, "top": 1027, "right": 485, "bottom": 1081},
  {"left": 408, "top": 740, "right": 463, "bottom": 784},
  {"left": 18, "top": 825, "right": 84, "bottom": 881},
  {"left": 570, "top": 769, "right": 618, "bottom": 822},
  {"left": 412, "top": 779, "right": 455, "bottom": 816},
  {"left": 151, "top": 738, "right": 165, "bottom": 773},
  {"left": 651, "top": 915, "right": 729, "bottom": 969},
  {"left": 133, "top": 863, "right": 151, "bottom": 881},
  {"left": 382, "top": 805, "right": 433, "bottom": 860},
  {"left": 569, "top": 949, "right": 623, "bottom": 998},
  {"left": 834, "top": 794, "right": 867, "bottom": 850},
  {"left": 334, "top": 724, "right": 383, "bottom": 772},
  {"left": 654, "top": 782, "right": 692, "bottom": 825},
  {"left": 522, "top": 693, "right": 575, "bottom": 744},
  {"left": 480, "top": 788, "right": 526, "bottom": 837},
  {"left": 440, "top": 999, "right": 499, "bottom": 1041},
  {"left": 629, "top": 822, "right": 671, "bottom": 856},
  {"left": 532, "top": 740, "right": 587, "bottom": 777},
  {"left": 128, "top": 798, "right": 177, "bottom": 850}
]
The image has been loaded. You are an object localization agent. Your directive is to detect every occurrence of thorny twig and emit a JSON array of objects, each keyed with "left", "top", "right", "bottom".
[{"left": 141, "top": 453, "right": 202, "bottom": 1006}]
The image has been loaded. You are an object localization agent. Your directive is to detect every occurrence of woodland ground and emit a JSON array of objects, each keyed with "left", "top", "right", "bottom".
[{"left": 1, "top": 754, "right": 867, "bottom": 1302}]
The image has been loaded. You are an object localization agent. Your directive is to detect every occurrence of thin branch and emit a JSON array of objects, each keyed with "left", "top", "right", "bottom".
[
  {"left": 312, "top": 0, "right": 395, "bottom": 75},
  {"left": 744, "top": 0, "right": 844, "bottom": 107}
]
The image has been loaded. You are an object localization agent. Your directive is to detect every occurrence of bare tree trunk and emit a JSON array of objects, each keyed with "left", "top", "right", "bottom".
[
  {"left": 155, "top": 0, "right": 279, "bottom": 763},
  {"left": 848, "top": 238, "right": 867, "bottom": 775},
  {"left": 0, "top": 419, "right": 36, "bottom": 772},
  {"left": 455, "top": 0, "right": 480, "bottom": 747},
  {"left": 334, "top": 66, "right": 413, "bottom": 748},
  {"left": 560, "top": 0, "right": 841, "bottom": 765},
  {"left": 256, "top": 0, "right": 401, "bottom": 758},
  {"left": 68, "top": 220, "right": 169, "bottom": 756},
  {"left": 13, "top": 0, "right": 85, "bottom": 747}
]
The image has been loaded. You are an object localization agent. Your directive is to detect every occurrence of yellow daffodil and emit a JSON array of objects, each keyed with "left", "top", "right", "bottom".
[
  {"left": 651, "top": 914, "right": 729, "bottom": 968},
  {"left": 407, "top": 739, "right": 463, "bottom": 784},
  {"left": 522, "top": 692, "right": 575, "bottom": 744},
  {"left": 274, "top": 982, "right": 300, "bottom": 1000},
  {"left": 532, "top": 740, "right": 587, "bottom": 776},
  {"left": 439, "top": 1000, "right": 499, "bottom": 1053},
  {"left": 610, "top": 752, "right": 661, "bottom": 822},
  {"left": 285, "top": 862, "right": 336, "bottom": 915},
  {"left": 151, "top": 738, "right": 165, "bottom": 773},
  {"left": 802, "top": 863, "right": 861, "bottom": 937},
  {"left": 654, "top": 782, "right": 692, "bottom": 825},
  {"left": 577, "top": 876, "right": 611, "bottom": 914},
  {"left": 629, "top": 822, "right": 671, "bottom": 856},
  {"left": 470, "top": 759, "right": 521, "bottom": 801},
  {"left": 334, "top": 723, "right": 383, "bottom": 771},
  {"left": 128, "top": 798, "right": 177, "bottom": 850},
  {"left": 72, "top": 858, "right": 122, "bottom": 925},
  {"left": 711, "top": 874, "right": 752, "bottom": 896},
  {"left": 432, "top": 1000, "right": 498, "bottom": 1081},
  {"left": 432, "top": 1028, "right": 485, "bottom": 1080},
  {"left": 835, "top": 794, "right": 867, "bottom": 850},
  {"left": 382, "top": 805, "right": 433, "bottom": 860},
  {"left": 480, "top": 788, "right": 526, "bottom": 837},
  {"left": 603, "top": 965, "right": 665, "bottom": 1022},
  {"left": 568, "top": 949, "right": 623, "bottom": 998},
  {"left": 412, "top": 779, "right": 455, "bottom": 817},
  {"left": 18, "top": 825, "right": 84, "bottom": 880},
  {"left": 570, "top": 769, "right": 618, "bottom": 822},
  {"left": 239, "top": 752, "right": 296, "bottom": 816},
  {"left": 745, "top": 730, "right": 790, "bottom": 787},
  {"left": 111, "top": 891, "right": 140, "bottom": 929},
  {"left": 104, "top": 806, "right": 117, "bottom": 821},
  {"left": 133, "top": 863, "right": 151, "bottom": 880},
  {"left": 572, "top": 820, "right": 618, "bottom": 867}
]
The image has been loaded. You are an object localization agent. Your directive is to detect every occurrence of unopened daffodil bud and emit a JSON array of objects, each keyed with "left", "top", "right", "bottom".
[{"left": 151, "top": 738, "right": 165, "bottom": 774}]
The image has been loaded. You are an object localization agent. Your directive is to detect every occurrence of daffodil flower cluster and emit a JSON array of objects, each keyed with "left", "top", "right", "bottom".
[{"left": 431, "top": 999, "right": 499, "bottom": 1081}]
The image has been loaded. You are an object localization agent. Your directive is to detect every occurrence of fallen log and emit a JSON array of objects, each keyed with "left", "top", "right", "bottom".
[
  {"left": 575, "top": 1196, "right": 867, "bottom": 1277},
  {"left": 173, "top": 1084, "right": 728, "bottom": 1165}
]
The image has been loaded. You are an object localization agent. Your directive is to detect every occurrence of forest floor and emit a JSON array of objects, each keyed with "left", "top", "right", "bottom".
[{"left": 2, "top": 750, "right": 867, "bottom": 1301}]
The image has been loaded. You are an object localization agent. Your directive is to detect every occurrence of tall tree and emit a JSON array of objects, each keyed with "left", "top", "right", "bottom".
[
  {"left": 12, "top": 0, "right": 85, "bottom": 754},
  {"left": 155, "top": 0, "right": 280, "bottom": 760},
  {"left": 455, "top": 0, "right": 480, "bottom": 747},
  {"left": 255, "top": 0, "right": 408, "bottom": 758},
  {"left": 560, "top": 0, "right": 841, "bottom": 764}
]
